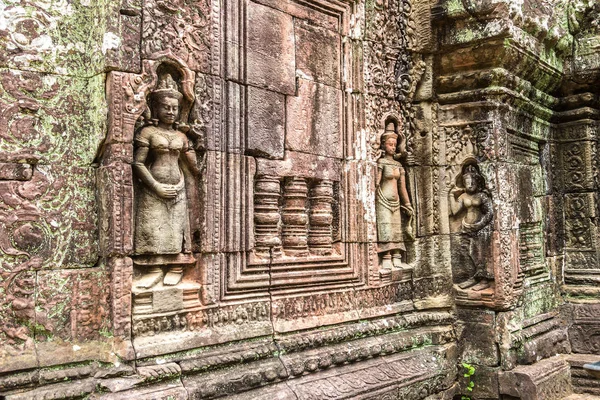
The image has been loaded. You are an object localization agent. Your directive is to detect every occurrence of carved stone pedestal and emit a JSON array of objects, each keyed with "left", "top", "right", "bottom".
[
  {"left": 380, "top": 266, "right": 413, "bottom": 283},
  {"left": 132, "top": 281, "right": 202, "bottom": 315},
  {"left": 131, "top": 253, "right": 199, "bottom": 315},
  {"left": 498, "top": 356, "right": 573, "bottom": 400},
  {"left": 454, "top": 285, "right": 495, "bottom": 308}
]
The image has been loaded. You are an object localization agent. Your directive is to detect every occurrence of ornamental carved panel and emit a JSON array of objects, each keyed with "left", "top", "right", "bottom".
[{"left": 99, "top": 0, "right": 430, "bottom": 359}]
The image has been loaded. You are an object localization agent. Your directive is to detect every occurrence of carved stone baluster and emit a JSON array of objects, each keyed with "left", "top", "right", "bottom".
[
  {"left": 281, "top": 177, "right": 309, "bottom": 256},
  {"left": 253, "top": 175, "right": 282, "bottom": 258},
  {"left": 308, "top": 179, "right": 334, "bottom": 256}
]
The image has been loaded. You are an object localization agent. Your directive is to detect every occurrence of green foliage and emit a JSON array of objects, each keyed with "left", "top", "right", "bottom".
[
  {"left": 462, "top": 362, "right": 475, "bottom": 378},
  {"left": 461, "top": 362, "right": 476, "bottom": 400},
  {"left": 98, "top": 327, "right": 113, "bottom": 338}
]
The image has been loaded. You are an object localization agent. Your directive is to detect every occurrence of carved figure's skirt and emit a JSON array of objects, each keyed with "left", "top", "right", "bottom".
[
  {"left": 376, "top": 187, "right": 405, "bottom": 253},
  {"left": 134, "top": 180, "right": 191, "bottom": 255}
]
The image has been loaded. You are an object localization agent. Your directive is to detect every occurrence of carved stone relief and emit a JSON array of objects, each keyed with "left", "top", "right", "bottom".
[
  {"left": 132, "top": 71, "right": 201, "bottom": 288},
  {"left": 101, "top": 54, "right": 207, "bottom": 328},
  {"left": 448, "top": 160, "right": 494, "bottom": 291},
  {"left": 141, "top": 0, "right": 212, "bottom": 73},
  {"left": 375, "top": 120, "right": 414, "bottom": 280},
  {"left": 0, "top": 72, "right": 105, "bottom": 370},
  {"left": 12, "top": 0, "right": 600, "bottom": 398},
  {"left": 252, "top": 176, "right": 338, "bottom": 261},
  {"left": 95, "top": 1, "right": 425, "bottom": 363}
]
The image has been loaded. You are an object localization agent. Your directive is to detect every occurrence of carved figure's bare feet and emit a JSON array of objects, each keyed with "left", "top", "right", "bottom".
[
  {"left": 163, "top": 267, "right": 183, "bottom": 286},
  {"left": 136, "top": 267, "right": 163, "bottom": 289},
  {"left": 470, "top": 279, "right": 490, "bottom": 291},
  {"left": 381, "top": 255, "right": 393, "bottom": 270},
  {"left": 457, "top": 277, "right": 477, "bottom": 289}
]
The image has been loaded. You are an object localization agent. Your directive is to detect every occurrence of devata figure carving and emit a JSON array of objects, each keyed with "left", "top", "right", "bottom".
[
  {"left": 376, "top": 121, "right": 414, "bottom": 270},
  {"left": 448, "top": 161, "right": 493, "bottom": 291},
  {"left": 133, "top": 73, "right": 200, "bottom": 288}
]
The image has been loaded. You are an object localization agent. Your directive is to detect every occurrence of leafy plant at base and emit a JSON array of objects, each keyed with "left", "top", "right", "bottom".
[{"left": 461, "top": 362, "right": 475, "bottom": 400}]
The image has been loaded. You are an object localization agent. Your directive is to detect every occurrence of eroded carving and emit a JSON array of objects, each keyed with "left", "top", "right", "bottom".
[
  {"left": 448, "top": 160, "right": 493, "bottom": 291},
  {"left": 133, "top": 71, "right": 200, "bottom": 289},
  {"left": 252, "top": 175, "right": 340, "bottom": 261},
  {"left": 376, "top": 120, "right": 414, "bottom": 275}
]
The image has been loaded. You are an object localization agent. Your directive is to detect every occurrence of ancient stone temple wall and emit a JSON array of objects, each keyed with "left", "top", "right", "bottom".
[
  {"left": 1, "top": 0, "right": 600, "bottom": 399},
  {"left": 0, "top": 0, "right": 458, "bottom": 398},
  {"left": 430, "top": 0, "right": 600, "bottom": 398}
]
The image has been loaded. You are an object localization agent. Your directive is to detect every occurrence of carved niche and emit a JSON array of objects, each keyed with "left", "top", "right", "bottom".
[
  {"left": 221, "top": 0, "right": 372, "bottom": 308},
  {"left": 100, "top": 53, "right": 206, "bottom": 341},
  {"left": 374, "top": 118, "right": 414, "bottom": 281},
  {"left": 448, "top": 159, "right": 493, "bottom": 292},
  {"left": 438, "top": 119, "right": 522, "bottom": 310}
]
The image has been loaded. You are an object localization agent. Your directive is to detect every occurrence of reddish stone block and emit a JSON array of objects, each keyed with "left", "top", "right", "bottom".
[
  {"left": 251, "top": 0, "right": 340, "bottom": 31},
  {"left": 456, "top": 309, "right": 500, "bottom": 366},
  {"left": 0, "top": 163, "right": 33, "bottom": 181},
  {"left": 0, "top": 269, "right": 37, "bottom": 373},
  {"left": 110, "top": 257, "right": 133, "bottom": 340},
  {"left": 498, "top": 356, "right": 573, "bottom": 400},
  {"left": 458, "top": 365, "right": 500, "bottom": 399},
  {"left": 97, "top": 163, "right": 134, "bottom": 257},
  {"left": 340, "top": 160, "right": 375, "bottom": 243},
  {"left": 568, "top": 303, "right": 600, "bottom": 354},
  {"left": 105, "top": 3, "right": 141, "bottom": 73},
  {"left": 36, "top": 268, "right": 111, "bottom": 342},
  {"left": 247, "top": 1, "right": 296, "bottom": 95},
  {"left": 200, "top": 153, "right": 255, "bottom": 253},
  {"left": 0, "top": 165, "right": 98, "bottom": 268},
  {"left": 141, "top": 0, "right": 212, "bottom": 73},
  {"left": 256, "top": 150, "right": 341, "bottom": 181},
  {"left": 559, "top": 140, "right": 595, "bottom": 192},
  {"left": 224, "top": 81, "right": 246, "bottom": 154},
  {"left": 0, "top": 69, "right": 106, "bottom": 166},
  {"left": 99, "top": 143, "right": 134, "bottom": 165},
  {"left": 105, "top": 71, "right": 146, "bottom": 146},
  {"left": 295, "top": 21, "right": 341, "bottom": 89},
  {"left": 286, "top": 79, "right": 342, "bottom": 158},
  {"left": 247, "top": 86, "right": 285, "bottom": 159},
  {"left": 190, "top": 73, "right": 216, "bottom": 151}
]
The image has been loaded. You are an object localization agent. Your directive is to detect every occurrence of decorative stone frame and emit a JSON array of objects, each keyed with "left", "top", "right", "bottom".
[{"left": 99, "top": 0, "right": 414, "bottom": 358}]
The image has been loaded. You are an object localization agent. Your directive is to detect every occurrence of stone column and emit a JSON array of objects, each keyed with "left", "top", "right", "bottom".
[
  {"left": 253, "top": 175, "right": 282, "bottom": 258},
  {"left": 281, "top": 177, "right": 309, "bottom": 256},
  {"left": 308, "top": 179, "right": 334, "bottom": 256}
]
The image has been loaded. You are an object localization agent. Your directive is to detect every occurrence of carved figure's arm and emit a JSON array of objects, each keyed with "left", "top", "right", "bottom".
[
  {"left": 181, "top": 136, "right": 200, "bottom": 176},
  {"left": 473, "top": 193, "right": 493, "bottom": 230},
  {"left": 398, "top": 168, "right": 412, "bottom": 212},
  {"left": 448, "top": 187, "right": 464, "bottom": 216},
  {"left": 133, "top": 134, "right": 158, "bottom": 190},
  {"left": 132, "top": 129, "right": 176, "bottom": 199}
]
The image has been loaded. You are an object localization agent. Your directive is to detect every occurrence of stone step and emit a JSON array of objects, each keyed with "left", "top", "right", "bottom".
[
  {"left": 567, "top": 354, "right": 600, "bottom": 396},
  {"left": 498, "top": 355, "right": 573, "bottom": 400},
  {"left": 562, "top": 395, "right": 600, "bottom": 400}
]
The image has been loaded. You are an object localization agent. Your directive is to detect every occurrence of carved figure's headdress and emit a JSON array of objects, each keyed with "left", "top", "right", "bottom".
[
  {"left": 462, "top": 164, "right": 479, "bottom": 177},
  {"left": 150, "top": 73, "right": 183, "bottom": 103},
  {"left": 457, "top": 160, "right": 485, "bottom": 190},
  {"left": 381, "top": 121, "right": 398, "bottom": 143}
]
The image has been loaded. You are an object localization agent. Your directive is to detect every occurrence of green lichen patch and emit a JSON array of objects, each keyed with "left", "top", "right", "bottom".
[
  {"left": 0, "top": 69, "right": 106, "bottom": 166},
  {"left": 0, "top": 0, "right": 121, "bottom": 76}
]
